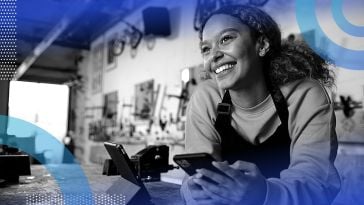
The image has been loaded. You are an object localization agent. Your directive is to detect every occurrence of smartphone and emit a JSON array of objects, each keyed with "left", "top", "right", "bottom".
[{"left": 173, "top": 153, "right": 225, "bottom": 176}]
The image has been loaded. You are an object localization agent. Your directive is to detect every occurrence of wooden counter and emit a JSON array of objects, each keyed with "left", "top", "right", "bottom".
[{"left": 0, "top": 164, "right": 183, "bottom": 205}]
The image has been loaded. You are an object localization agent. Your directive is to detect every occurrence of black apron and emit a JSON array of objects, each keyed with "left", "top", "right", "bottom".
[{"left": 214, "top": 85, "right": 291, "bottom": 178}]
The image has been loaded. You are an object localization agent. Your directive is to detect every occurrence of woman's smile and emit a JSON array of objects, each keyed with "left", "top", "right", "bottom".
[
  {"left": 214, "top": 62, "right": 236, "bottom": 74},
  {"left": 215, "top": 63, "right": 236, "bottom": 79}
]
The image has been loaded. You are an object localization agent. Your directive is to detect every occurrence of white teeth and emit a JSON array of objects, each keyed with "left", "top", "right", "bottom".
[{"left": 215, "top": 64, "right": 235, "bottom": 74}]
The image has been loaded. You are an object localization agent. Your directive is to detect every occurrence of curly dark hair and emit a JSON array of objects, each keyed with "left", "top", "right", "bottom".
[{"left": 199, "top": 5, "right": 335, "bottom": 87}]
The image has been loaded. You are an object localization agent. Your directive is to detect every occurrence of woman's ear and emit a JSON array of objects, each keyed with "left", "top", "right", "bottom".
[{"left": 256, "top": 36, "right": 270, "bottom": 57}]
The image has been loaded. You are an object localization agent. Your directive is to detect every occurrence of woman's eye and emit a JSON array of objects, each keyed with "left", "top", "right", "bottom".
[
  {"left": 201, "top": 47, "right": 210, "bottom": 54},
  {"left": 220, "top": 35, "right": 233, "bottom": 44}
]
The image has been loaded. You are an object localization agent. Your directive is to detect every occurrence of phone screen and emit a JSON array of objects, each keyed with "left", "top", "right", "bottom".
[{"left": 173, "top": 153, "right": 225, "bottom": 176}]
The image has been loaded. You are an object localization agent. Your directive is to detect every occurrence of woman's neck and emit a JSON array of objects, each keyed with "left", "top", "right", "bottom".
[{"left": 229, "top": 79, "right": 269, "bottom": 108}]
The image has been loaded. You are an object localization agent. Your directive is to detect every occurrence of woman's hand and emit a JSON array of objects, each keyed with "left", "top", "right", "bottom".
[
  {"left": 193, "top": 161, "right": 267, "bottom": 205},
  {"left": 184, "top": 175, "right": 230, "bottom": 205}
]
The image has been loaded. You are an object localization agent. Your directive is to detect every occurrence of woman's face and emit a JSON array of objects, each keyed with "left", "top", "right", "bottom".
[{"left": 201, "top": 14, "right": 263, "bottom": 91}]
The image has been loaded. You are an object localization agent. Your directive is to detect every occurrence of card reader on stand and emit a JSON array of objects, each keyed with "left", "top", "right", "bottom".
[{"left": 103, "top": 145, "right": 175, "bottom": 182}]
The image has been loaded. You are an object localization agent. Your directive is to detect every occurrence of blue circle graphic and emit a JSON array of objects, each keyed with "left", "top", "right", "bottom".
[
  {"left": 1, "top": 115, "right": 94, "bottom": 205},
  {"left": 296, "top": 0, "right": 364, "bottom": 70},
  {"left": 332, "top": 0, "right": 364, "bottom": 37}
]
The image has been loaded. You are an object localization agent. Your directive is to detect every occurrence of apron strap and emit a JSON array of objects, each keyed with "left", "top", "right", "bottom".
[{"left": 215, "top": 90, "right": 233, "bottom": 132}]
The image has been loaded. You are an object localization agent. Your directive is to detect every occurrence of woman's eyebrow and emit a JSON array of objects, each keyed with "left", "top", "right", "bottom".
[
  {"left": 199, "top": 41, "right": 208, "bottom": 48},
  {"left": 220, "top": 27, "right": 239, "bottom": 35},
  {"left": 200, "top": 27, "right": 240, "bottom": 47},
  {"left": 218, "top": 28, "right": 240, "bottom": 36}
]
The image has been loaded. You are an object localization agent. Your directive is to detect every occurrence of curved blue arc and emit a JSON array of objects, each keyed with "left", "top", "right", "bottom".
[
  {"left": 332, "top": 0, "right": 364, "bottom": 37},
  {"left": 1, "top": 115, "right": 94, "bottom": 205},
  {"left": 296, "top": 0, "right": 364, "bottom": 70}
]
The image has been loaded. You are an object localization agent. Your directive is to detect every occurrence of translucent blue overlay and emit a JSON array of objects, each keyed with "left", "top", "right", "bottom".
[
  {"left": 296, "top": 0, "right": 364, "bottom": 70},
  {"left": 0, "top": 115, "right": 94, "bottom": 205},
  {"left": 332, "top": 0, "right": 364, "bottom": 37}
]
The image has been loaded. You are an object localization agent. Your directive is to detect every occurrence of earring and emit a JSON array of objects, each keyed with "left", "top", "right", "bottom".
[{"left": 259, "top": 48, "right": 266, "bottom": 57}]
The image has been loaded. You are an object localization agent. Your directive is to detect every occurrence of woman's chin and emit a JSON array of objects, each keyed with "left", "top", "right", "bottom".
[
  {"left": 216, "top": 80, "right": 232, "bottom": 90},
  {"left": 215, "top": 71, "right": 237, "bottom": 90}
]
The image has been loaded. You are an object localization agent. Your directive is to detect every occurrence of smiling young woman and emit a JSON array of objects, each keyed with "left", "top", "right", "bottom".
[
  {"left": 201, "top": 14, "right": 267, "bottom": 108},
  {"left": 181, "top": 4, "right": 339, "bottom": 205}
]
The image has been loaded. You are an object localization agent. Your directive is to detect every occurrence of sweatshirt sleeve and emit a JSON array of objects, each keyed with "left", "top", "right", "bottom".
[
  {"left": 184, "top": 81, "right": 222, "bottom": 160},
  {"left": 263, "top": 80, "right": 341, "bottom": 205},
  {"left": 181, "top": 81, "right": 222, "bottom": 204}
]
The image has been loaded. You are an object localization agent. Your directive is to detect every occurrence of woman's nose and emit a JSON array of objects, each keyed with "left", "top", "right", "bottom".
[{"left": 212, "top": 50, "right": 223, "bottom": 62}]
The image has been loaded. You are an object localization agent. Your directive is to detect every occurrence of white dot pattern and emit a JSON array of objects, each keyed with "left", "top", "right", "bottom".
[
  {"left": 0, "top": 0, "right": 16, "bottom": 80},
  {"left": 26, "top": 193, "right": 127, "bottom": 205}
]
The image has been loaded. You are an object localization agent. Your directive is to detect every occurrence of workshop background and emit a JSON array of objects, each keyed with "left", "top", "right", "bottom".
[{"left": 0, "top": 0, "right": 364, "bottom": 204}]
